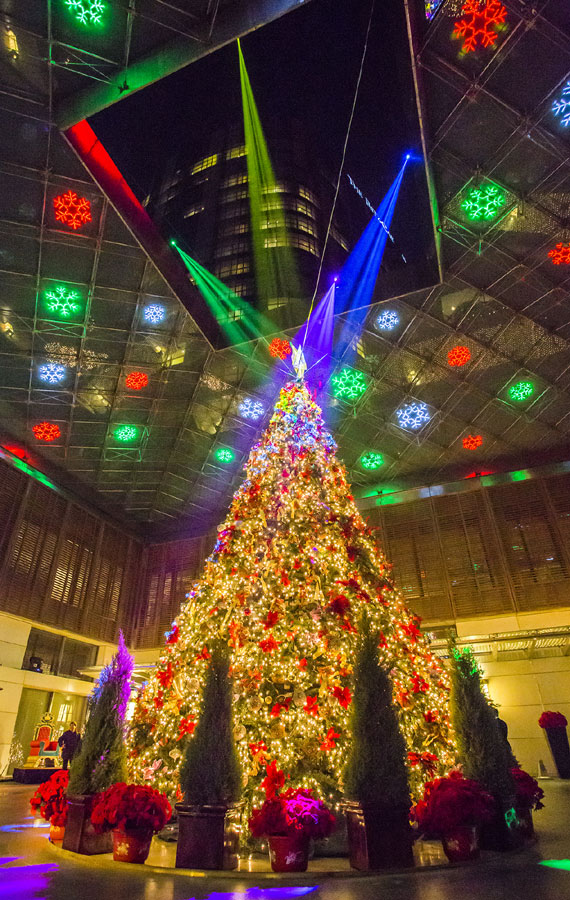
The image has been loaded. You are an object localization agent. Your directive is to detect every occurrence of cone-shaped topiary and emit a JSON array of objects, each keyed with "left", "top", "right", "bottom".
[
  {"left": 449, "top": 645, "right": 514, "bottom": 812},
  {"left": 344, "top": 616, "right": 411, "bottom": 808},
  {"left": 68, "top": 631, "right": 133, "bottom": 795},
  {"left": 180, "top": 641, "right": 242, "bottom": 806}
]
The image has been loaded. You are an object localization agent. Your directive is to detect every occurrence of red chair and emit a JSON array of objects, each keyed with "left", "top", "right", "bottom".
[{"left": 26, "top": 715, "right": 61, "bottom": 767}]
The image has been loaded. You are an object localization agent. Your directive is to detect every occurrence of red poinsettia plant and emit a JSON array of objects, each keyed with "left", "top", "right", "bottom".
[
  {"left": 511, "top": 767, "right": 544, "bottom": 811},
  {"left": 411, "top": 771, "right": 495, "bottom": 835},
  {"left": 30, "top": 770, "right": 69, "bottom": 827},
  {"left": 249, "top": 761, "right": 336, "bottom": 841},
  {"left": 538, "top": 711, "right": 568, "bottom": 730},
  {"left": 91, "top": 783, "right": 171, "bottom": 836}
]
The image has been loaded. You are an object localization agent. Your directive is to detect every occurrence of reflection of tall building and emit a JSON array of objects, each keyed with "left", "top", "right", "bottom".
[{"left": 148, "top": 120, "right": 353, "bottom": 327}]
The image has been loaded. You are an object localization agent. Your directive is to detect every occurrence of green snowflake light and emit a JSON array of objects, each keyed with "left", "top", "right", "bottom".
[
  {"left": 114, "top": 424, "right": 139, "bottom": 443},
  {"left": 360, "top": 451, "right": 384, "bottom": 470},
  {"left": 461, "top": 183, "right": 506, "bottom": 222},
  {"left": 331, "top": 367, "right": 368, "bottom": 402},
  {"left": 64, "top": 0, "right": 107, "bottom": 26},
  {"left": 215, "top": 447, "right": 235, "bottom": 464},
  {"left": 44, "top": 284, "right": 81, "bottom": 319},
  {"left": 509, "top": 381, "right": 534, "bottom": 402}
]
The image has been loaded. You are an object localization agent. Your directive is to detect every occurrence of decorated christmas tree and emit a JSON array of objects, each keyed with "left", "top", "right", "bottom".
[{"left": 127, "top": 380, "right": 456, "bottom": 809}]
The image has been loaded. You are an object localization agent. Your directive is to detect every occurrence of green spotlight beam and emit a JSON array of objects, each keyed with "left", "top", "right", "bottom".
[{"left": 238, "top": 40, "right": 301, "bottom": 309}]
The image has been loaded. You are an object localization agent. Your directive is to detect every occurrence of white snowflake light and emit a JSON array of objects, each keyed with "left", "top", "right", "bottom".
[
  {"left": 38, "top": 362, "right": 66, "bottom": 384},
  {"left": 238, "top": 398, "right": 265, "bottom": 421},
  {"left": 375, "top": 310, "right": 399, "bottom": 332},
  {"left": 552, "top": 82, "right": 570, "bottom": 128},
  {"left": 143, "top": 303, "right": 166, "bottom": 324},
  {"left": 396, "top": 402, "right": 431, "bottom": 431}
]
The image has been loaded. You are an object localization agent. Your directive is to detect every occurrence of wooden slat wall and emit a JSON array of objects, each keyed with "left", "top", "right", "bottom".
[{"left": 0, "top": 459, "right": 141, "bottom": 643}]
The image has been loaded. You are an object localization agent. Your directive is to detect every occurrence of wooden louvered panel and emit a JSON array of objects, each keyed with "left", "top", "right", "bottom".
[
  {"left": 377, "top": 502, "right": 453, "bottom": 622},
  {"left": 544, "top": 475, "right": 570, "bottom": 548},
  {"left": 84, "top": 529, "right": 129, "bottom": 641},
  {"left": 488, "top": 481, "right": 568, "bottom": 611},
  {"left": 433, "top": 492, "right": 515, "bottom": 618},
  {"left": 0, "top": 463, "right": 26, "bottom": 558}
]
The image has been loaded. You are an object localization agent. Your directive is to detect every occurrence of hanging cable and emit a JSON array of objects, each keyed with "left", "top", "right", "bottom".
[{"left": 303, "top": 0, "right": 376, "bottom": 348}]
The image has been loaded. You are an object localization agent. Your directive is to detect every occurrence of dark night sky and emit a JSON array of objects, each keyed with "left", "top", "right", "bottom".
[{"left": 93, "top": 0, "right": 434, "bottom": 272}]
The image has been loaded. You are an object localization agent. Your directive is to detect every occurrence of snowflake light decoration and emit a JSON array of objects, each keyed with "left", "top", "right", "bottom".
[
  {"left": 375, "top": 310, "right": 400, "bottom": 332},
  {"left": 33, "top": 422, "right": 61, "bottom": 442},
  {"left": 509, "top": 381, "right": 534, "bottom": 402},
  {"left": 396, "top": 402, "right": 431, "bottom": 431},
  {"left": 463, "top": 433, "right": 483, "bottom": 450},
  {"left": 64, "top": 0, "right": 107, "bottom": 26},
  {"left": 552, "top": 82, "right": 570, "bottom": 128},
  {"left": 425, "top": 0, "right": 444, "bottom": 19},
  {"left": 447, "top": 345, "right": 471, "bottom": 367},
  {"left": 53, "top": 190, "right": 92, "bottom": 231},
  {"left": 548, "top": 242, "right": 570, "bottom": 266},
  {"left": 461, "top": 183, "right": 506, "bottom": 222},
  {"left": 453, "top": 0, "right": 507, "bottom": 54},
  {"left": 331, "top": 367, "right": 367, "bottom": 402},
  {"left": 143, "top": 303, "right": 166, "bottom": 324},
  {"left": 38, "top": 363, "right": 67, "bottom": 384},
  {"left": 360, "top": 451, "right": 384, "bottom": 470},
  {"left": 238, "top": 398, "right": 265, "bottom": 421},
  {"left": 113, "top": 424, "right": 139, "bottom": 443},
  {"left": 125, "top": 371, "right": 149, "bottom": 390},
  {"left": 269, "top": 338, "right": 292, "bottom": 360},
  {"left": 44, "top": 284, "right": 81, "bottom": 318},
  {"left": 215, "top": 447, "right": 235, "bottom": 464}
]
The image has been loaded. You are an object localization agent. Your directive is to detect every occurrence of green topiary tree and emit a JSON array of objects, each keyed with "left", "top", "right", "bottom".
[
  {"left": 180, "top": 641, "right": 242, "bottom": 806},
  {"left": 449, "top": 645, "right": 514, "bottom": 812},
  {"left": 344, "top": 616, "right": 411, "bottom": 808},
  {"left": 68, "top": 632, "right": 133, "bottom": 795}
]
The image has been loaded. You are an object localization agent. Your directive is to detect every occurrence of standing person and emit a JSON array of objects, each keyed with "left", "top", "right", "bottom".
[{"left": 58, "top": 722, "right": 82, "bottom": 770}]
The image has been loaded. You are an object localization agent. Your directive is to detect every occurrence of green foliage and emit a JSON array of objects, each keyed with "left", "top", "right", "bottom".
[
  {"left": 343, "top": 617, "right": 411, "bottom": 808},
  {"left": 180, "top": 642, "right": 242, "bottom": 806},
  {"left": 68, "top": 635, "right": 132, "bottom": 795},
  {"left": 449, "top": 644, "right": 515, "bottom": 811}
]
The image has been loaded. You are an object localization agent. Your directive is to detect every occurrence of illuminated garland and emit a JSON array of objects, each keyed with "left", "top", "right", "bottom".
[{"left": 127, "top": 382, "right": 457, "bottom": 815}]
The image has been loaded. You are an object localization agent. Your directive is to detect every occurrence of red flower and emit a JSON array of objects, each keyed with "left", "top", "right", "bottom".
[
  {"left": 378, "top": 632, "right": 388, "bottom": 649},
  {"left": 411, "top": 772, "right": 494, "bottom": 834},
  {"left": 401, "top": 618, "right": 422, "bottom": 643},
  {"left": 30, "top": 771, "right": 69, "bottom": 827},
  {"left": 249, "top": 741, "right": 268, "bottom": 763},
  {"left": 263, "top": 610, "right": 280, "bottom": 629},
  {"left": 424, "top": 710, "right": 438, "bottom": 723},
  {"left": 511, "top": 767, "right": 544, "bottom": 811},
  {"left": 196, "top": 645, "right": 210, "bottom": 661},
  {"left": 177, "top": 716, "right": 196, "bottom": 740},
  {"left": 91, "top": 783, "right": 172, "bottom": 835},
  {"left": 293, "top": 559, "right": 302, "bottom": 569},
  {"left": 261, "top": 761, "right": 285, "bottom": 799},
  {"left": 154, "top": 694, "right": 164, "bottom": 710},
  {"left": 298, "top": 658, "right": 307, "bottom": 668},
  {"left": 408, "top": 751, "right": 438, "bottom": 774},
  {"left": 166, "top": 625, "right": 179, "bottom": 644},
  {"left": 271, "top": 698, "right": 291, "bottom": 718},
  {"left": 281, "top": 572, "right": 290, "bottom": 586},
  {"left": 538, "top": 710, "right": 567, "bottom": 729},
  {"left": 327, "top": 594, "right": 351, "bottom": 617},
  {"left": 320, "top": 727, "right": 340, "bottom": 751},
  {"left": 304, "top": 695, "right": 320, "bottom": 717},
  {"left": 411, "top": 673, "right": 429, "bottom": 693},
  {"left": 259, "top": 635, "right": 279, "bottom": 653},
  {"left": 331, "top": 686, "right": 351, "bottom": 709},
  {"left": 157, "top": 662, "right": 173, "bottom": 689}
]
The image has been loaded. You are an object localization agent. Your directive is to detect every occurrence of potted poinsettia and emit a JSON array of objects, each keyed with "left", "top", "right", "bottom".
[
  {"left": 249, "top": 761, "right": 336, "bottom": 872},
  {"left": 511, "top": 767, "right": 544, "bottom": 838},
  {"left": 91, "top": 783, "right": 171, "bottom": 863},
  {"left": 30, "top": 770, "right": 69, "bottom": 842},
  {"left": 343, "top": 618, "right": 414, "bottom": 869},
  {"left": 175, "top": 642, "right": 242, "bottom": 870},
  {"left": 412, "top": 771, "right": 494, "bottom": 862},
  {"left": 539, "top": 711, "right": 570, "bottom": 779}
]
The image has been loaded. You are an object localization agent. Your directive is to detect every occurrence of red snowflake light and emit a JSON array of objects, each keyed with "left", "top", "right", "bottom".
[
  {"left": 125, "top": 371, "right": 149, "bottom": 390},
  {"left": 447, "top": 345, "right": 471, "bottom": 367},
  {"left": 269, "top": 338, "right": 292, "bottom": 360},
  {"left": 53, "top": 190, "right": 92, "bottom": 231},
  {"left": 32, "top": 422, "right": 61, "bottom": 442},
  {"left": 453, "top": 0, "right": 507, "bottom": 54},
  {"left": 548, "top": 242, "right": 570, "bottom": 266},
  {"left": 462, "top": 433, "right": 483, "bottom": 450}
]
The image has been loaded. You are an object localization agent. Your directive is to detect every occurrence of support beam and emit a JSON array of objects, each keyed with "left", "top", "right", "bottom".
[{"left": 56, "top": 0, "right": 313, "bottom": 129}]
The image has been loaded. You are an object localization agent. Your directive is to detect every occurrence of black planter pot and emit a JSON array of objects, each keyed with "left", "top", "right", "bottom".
[
  {"left": 62, "top": 794, "right": 113, "bottom": 855},
  {"left": 344, "top": 801, "right": 414, "bottom": 870},
  {"left": 175, "top": 803, "right": 241, "bottom": 870},
  {"left": 479, "top": 805, "right": 523, "bottom": 852},
  {"left": 545, "top": 727, "right": 570, "bottom": 779}
]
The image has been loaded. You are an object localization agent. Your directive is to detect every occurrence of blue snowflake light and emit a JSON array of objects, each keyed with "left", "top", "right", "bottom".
[
  {"left": 238, "top": 398, "right": 265, "bottom": 421},
  {"left": 396, "top": 401, "right": 431, "bottom": 431},
  {"left": 552, "top": 82, "right": 570, "bottom": 128},
  {"left": 375, "top": 309, "right": 400, "bottom": 332},
  {"left": 38, "top": 363, "right": 66, "bottom": 384},
  {"left": 143, "top": 303, "right": 166, "bottom": 324}
]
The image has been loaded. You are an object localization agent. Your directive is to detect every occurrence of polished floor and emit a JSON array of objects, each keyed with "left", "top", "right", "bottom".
[{"left": 1, "top": 780, "right": 570, "bottom": 900}]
